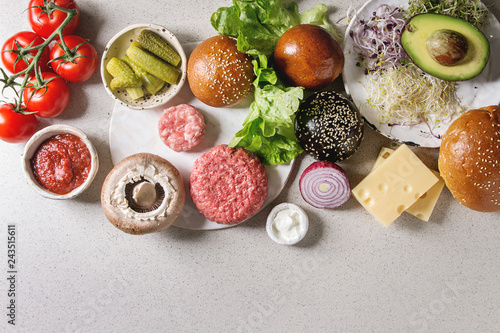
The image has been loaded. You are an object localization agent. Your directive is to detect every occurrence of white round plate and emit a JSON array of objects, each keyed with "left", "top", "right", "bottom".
[
  {"left": 342, "top": 0, "right": 500, "bottom": 147},
  {"left": 109, "top": 42, "right": 294, "bottom": 230}
]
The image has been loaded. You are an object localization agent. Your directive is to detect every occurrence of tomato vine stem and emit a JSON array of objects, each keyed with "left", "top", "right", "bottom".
[{"left": 0, "top": 0, "right": 78, "bottom": 113}]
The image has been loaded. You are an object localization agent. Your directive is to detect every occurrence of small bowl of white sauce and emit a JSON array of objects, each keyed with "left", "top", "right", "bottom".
[{"left": 266, "top": 203, "right": 309, "bottom": 245}]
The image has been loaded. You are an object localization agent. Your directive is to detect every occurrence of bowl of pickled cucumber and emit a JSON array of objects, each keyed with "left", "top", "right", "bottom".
[{"left": 101, "top": 23, "right": 187, "bottom": 110}]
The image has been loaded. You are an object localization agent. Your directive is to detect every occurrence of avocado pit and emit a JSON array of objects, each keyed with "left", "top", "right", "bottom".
[{"left": 426, "top": 29, "right": 468, "bottom": 66}]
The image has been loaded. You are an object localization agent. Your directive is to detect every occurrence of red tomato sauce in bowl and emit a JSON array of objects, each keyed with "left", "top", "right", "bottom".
[{"left": 31, "top": 133, "right": 92, "bottom": 195}]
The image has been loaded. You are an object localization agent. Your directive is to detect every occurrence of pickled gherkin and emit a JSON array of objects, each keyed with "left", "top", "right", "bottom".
[
  {"left": 121, "top": 54, "right": 165, "bottom": 95},
  {"left": 125, "top": 87, "right": 145, "bottom": 100},
  {"left": 126, "top": 43, "right": 181, "bottom": 85},
  {"left": 136, "top": 29, "right": 181, "bottom": 67},
  {"left": 106, "top": 57, "right": 142, "bottom": 90}
]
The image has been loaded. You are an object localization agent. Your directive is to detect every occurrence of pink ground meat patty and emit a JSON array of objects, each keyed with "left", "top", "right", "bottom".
[
  {"left": 190, "top": 144, "right": 268, "bottom": 224},
  {"left": 158, "top": 104, "right": 206, "bottom": 152}
]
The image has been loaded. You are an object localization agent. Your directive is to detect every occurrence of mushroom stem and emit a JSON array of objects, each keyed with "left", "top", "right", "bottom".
[{"left": 132, "top": 181, "right": 157, "bottom": 209}]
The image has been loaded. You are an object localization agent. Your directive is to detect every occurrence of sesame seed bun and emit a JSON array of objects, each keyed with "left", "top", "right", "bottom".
[
  {"left": 187, "top": 35, "right": 255, "bottom": 107},
  {"left": 438, "top": 105, "right": 500, "bottom": 212},
  {"left": 295, "top": 91, "right": 364, "bottom": 163}
]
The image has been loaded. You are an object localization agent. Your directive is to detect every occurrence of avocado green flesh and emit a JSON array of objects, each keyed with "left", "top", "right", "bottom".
[{"left": 401, "top": 13, "right": 490, "bottom": 81}]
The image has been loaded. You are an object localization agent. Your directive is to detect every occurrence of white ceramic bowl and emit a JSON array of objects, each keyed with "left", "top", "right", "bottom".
[
  {"left": 266, "top": 203, "right": 309, "bottom": 245},
  {"left": 100, "top": 23, "right": 187, "bottom": 110},
  {"left": 22, "top": 125, "right": 99, "bottom": 200}
]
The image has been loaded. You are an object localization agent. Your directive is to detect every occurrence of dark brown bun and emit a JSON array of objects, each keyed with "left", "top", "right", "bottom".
[
  {"left": 273, "top": 24, "right": 344, "bottom": 90},
  {"left": 438, "top": 105, "right": 500, "bottom": 212},
  {"left": 187, "top": 35, "right": 254, "bottom": 107},
  {"left": 101, "top": 153, "right": 185, "bottom": 234}
]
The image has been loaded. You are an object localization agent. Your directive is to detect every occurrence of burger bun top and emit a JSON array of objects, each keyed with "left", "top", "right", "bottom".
[
  {"left": 438, "top": 105, "right": 500, "bottom": 212},
  {"left": 187, "top": 35, "right": 254, "bottom": 108}
]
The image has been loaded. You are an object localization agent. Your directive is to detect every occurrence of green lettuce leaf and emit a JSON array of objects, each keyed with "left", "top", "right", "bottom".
[
  {"left": 212, "top": 0, "right": 338, "bottom": 165},
  {"left": 211, "top": 0, "right": 340, "bottom": 56},
  {"left": 229, "top": 55, "right": 304, "bottom": 165}
]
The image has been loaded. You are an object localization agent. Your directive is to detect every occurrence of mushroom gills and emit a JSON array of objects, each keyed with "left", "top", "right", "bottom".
[
  {"left": 124, "top": 177, "right": 166, "bottom": 213},
  {"left": 109, "top": 163, "right": 176, "bottom": 221}
]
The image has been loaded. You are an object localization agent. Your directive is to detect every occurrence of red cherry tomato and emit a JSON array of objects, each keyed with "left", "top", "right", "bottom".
[
  {"left": 28, "top": 0, "right": 80, "bottom": 39},
  {"left": 23, "top": 72, "right": 70, "bottom": 118},
  {"left": 50, "top": 35, "right": 99, "bottom": 83},
  {"left": 1, "top": 31, "right": 50, "bottom": 74},
  {"left": 0, "top": 104, "right": 38, "bottom": 143}
]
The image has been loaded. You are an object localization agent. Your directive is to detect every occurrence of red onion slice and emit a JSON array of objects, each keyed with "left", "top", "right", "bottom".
[{"left": 299, "top": 161, "right": 351, "bottom": 209}]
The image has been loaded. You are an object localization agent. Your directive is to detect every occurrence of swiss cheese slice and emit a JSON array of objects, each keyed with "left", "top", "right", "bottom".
[
  {"left": 352, "top": 145, "right": 439, "bottom": 226},
  {"left": 371, "top": 147, "right": 396, "bottom": 171},
  {"left": 406, "top": 170, "right": 445, "bottom": 221},
  {"left": 371, "top": 147, "right": 445, "bottom": 221}
]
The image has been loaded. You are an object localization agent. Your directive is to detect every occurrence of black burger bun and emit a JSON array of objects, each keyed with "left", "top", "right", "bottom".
[{"left": 295, "top": 91, "right": 364, "bottom": 163}]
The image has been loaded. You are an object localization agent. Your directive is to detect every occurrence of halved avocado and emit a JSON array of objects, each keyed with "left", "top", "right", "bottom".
[{"left": 401, "top": 14, "right": 490, "bottom": 81}]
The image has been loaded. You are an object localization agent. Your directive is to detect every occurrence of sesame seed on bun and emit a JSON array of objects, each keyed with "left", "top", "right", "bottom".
[
  {"left": 187, "top": 35, "right": 255, "bottom": 107},
  {"left": 295, "top": 91, "right": 364, "bottom": 163},
  {"left": 438, "top": 105, "right": 500, "bottom": 212}
]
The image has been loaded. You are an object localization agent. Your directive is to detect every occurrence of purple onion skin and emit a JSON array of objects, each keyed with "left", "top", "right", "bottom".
[
  {"left": 299, "top": 161, "right": 351, "bottom": 209},
  {"left": 303, "top": 161, "right": 344, "bottom": 173}
]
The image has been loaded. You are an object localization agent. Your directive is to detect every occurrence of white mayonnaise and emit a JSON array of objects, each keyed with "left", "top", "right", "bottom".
[{"left": 266, "top": 203, "right": 309, "bottom": 245}]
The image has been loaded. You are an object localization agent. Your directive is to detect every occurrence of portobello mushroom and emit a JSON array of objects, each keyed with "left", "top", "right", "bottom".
[{"left": 101, "top": 153, "right": 185, "bottom": 235}]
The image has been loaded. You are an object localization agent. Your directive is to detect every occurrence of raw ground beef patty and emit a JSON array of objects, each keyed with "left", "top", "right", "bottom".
[
  {"left": 190, "top": 144, "right": 268, "bottom": 224},
  {"left": 158, "top": 104, "right": 206, "bottom": 152}
]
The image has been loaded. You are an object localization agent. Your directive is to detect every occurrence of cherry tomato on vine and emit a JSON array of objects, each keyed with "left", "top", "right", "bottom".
[
  {"left": 28, "top": 0, "right": 80, "bottom": 39},
  {"left": 0, "top": 104, "right": 38, "bottom": 143},
  {"left": 23, "top": 72, "right": 70, "bottom": 118},
  {"left": 50, "top": 35, "right": 99, "bottom": 83},
  {"left": 1, "top": 31, "right": 50, "bottom": 74}
]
